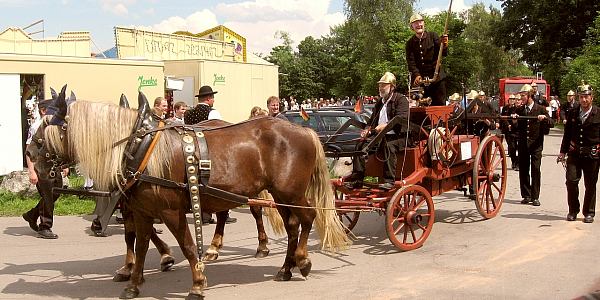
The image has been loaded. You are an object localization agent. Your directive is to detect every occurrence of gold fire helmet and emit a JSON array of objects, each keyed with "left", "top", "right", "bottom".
[
  {"left": 378, "top": 72, "right": 397, "bottom": 86},
  {"left": 578, "top": 81, "right": 593, "bottom": 95},
  {"left": 466, "top": 90, "right": 479, "bottom": 100},
  {"left": 567, "top": 90, "right": 575, "bottom": 96},
  {"left": 409, "top": 13, "right": 424, "bottom": 24},
  {"left": 449, "top": 92, "right": 461, "bottom": 102},
  {"left": 519, "top": 84, "right": 533, "bottom": 94}
]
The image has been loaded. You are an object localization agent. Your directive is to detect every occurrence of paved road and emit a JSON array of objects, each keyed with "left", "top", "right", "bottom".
[{"left": 1, "top": 128, "right": 599, "bottom": 300}]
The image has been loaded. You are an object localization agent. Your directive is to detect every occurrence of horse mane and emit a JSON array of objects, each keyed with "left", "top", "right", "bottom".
[{"left": 65, "top": 101, "right": 173, "bottom": 190}]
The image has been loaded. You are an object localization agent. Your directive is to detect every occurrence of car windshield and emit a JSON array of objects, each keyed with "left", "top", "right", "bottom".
[
  {"left": 287, "top": 115, "right": 319, "bottom": 130},
  {"left": 321, "top": 115, "right": 361, "bottom": 132},
  {"left": 506, "top": 83, "right": 547, "bottom": 95}
]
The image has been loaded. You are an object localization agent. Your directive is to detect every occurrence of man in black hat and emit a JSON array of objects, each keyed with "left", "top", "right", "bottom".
[
  {"left": 558, "top": 83, "right": 600, "bottom": 223},
  {"left": 183, "top": 86, "right": 236, "bottom": 224},
  {"left": 22, "top": 98, "right": 63, "bottom": 239},
  {"left": 184, "top": 85, "right": 222, "bottom": 124}
]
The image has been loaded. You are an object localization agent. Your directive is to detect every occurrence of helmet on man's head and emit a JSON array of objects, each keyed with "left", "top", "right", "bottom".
[
  {"left": 519, "top": 84, "right": 533, "bottom": 94},
  {"left": 530, "top": 82, "right": 537, "bottom": 87},
  {"left": 508, "top": 94, "right": 516, "bottom": 100},
  {"left": 567, "top": 90, "right": 575, "bottom": 96},
  {"left": 378, "top": 72, "right": 396, "bottom": 86},
  {"left": 466, "top": 90, "right": 478, "bottom": 100},
  {"left": 578, "top": 81, "right": 593, "bottom": 95},
  {"left": 409, "top": 13, "right": 424, "bottom": 24}
]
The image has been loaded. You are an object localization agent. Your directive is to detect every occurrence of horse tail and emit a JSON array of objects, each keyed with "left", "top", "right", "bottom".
[
  {"left": 258, "top": 190, "right": 285, "bottom": 236},
  {"left": 305, "top": 129, "right": 351, "bottom": 252}
]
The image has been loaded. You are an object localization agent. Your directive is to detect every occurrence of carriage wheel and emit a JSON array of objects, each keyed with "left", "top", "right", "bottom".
[
  {"left": 333, "top": 186, "right": 360, "bottom": 232},
  {"left": 385, "top": 185, "right": 434, "bottom": 251},
  {"left": 472, "top": 135, "right": 507, "bottom": 219}
]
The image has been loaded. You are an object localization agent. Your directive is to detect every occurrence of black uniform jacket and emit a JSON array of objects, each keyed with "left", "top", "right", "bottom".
[
  {"left": 368, "top": 92, "right": 410, "bottom": 135},
  {"left": 500, "top": 105, "right": 518, "bottom": 135},
  {"left": 560, "top": 105, "right": 600, "bottom": 154},
  {"left": 560, "top": 100, "right": 579, "bottom": 121},
  {"left": 406, "top": 31, "right": 448, "bottom": 81},
  {"left": 516, "top": 102, "right": 553, "bottom": 151}
]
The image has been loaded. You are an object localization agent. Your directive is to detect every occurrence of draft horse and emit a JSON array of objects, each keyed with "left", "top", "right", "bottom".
[{"left": 44, "top": 91, "right": 350, "bottom": 298}]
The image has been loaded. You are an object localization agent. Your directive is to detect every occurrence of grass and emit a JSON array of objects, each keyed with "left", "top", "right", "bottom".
[{"left": 0, "top": 174, "right": 96, "bottom": 217}]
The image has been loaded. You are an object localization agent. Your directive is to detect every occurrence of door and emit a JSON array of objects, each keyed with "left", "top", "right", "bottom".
[{"left": 0, "top": 74, "right": 24, "bottom": 175}]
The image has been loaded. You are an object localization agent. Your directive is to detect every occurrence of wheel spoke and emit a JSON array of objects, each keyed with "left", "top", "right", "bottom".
[
  {"left": 413, "top": 197, "right": 426, "bottom": 210},
  {"left": 416, "top": 222, "right": 427, "bottom": 231},
  {"left": 409, "top": 225, "right": 417, "bottom": 242},
  {"left": 491, "top": 182, "right": 501, "bottom": 194},
  {"left": 492, "top": 157, "right": 502, "bottom": 170},
  {"left": 393, "top": 222, "right": 405, "bottom": 235},
  {"left": 403, "top": 224, "right": 409, "bottom": 243}
]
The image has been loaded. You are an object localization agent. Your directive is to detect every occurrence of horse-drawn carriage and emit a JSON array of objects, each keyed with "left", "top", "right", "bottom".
[{"left": 325, "top": 105, "right": 507, "bottom": 251}]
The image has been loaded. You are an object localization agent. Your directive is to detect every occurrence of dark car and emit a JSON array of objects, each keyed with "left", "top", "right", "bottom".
[{"left": 282, "top": 108, "right": 367, "bottom": 155}]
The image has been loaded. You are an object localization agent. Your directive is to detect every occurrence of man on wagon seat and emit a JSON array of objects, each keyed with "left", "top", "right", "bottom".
[{"left": 344, "top": 72, "right": 409, "bottom": 189}]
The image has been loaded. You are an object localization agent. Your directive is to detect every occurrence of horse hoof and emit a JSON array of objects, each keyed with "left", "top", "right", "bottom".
[
  {"left": 254, "top": 249, "right": 270, "bottom": 258},
  {"left": 202, "top": 252, "right": 219, "bottom": 262},
  {"left": 298, "top": 260, "right": 312, "bottom": 277},
  {"left": 160, "top": 255, "right": 175, "bottom": 272},
  {"left": 119, "top": 287, "right": 139, "bottom": 299},
  {"left": 185, "top": 292, "right": 205, "bottom": 300},
  {"left": 113, "top": 273, "right": 131, "bottom": 282},
  {"left": 273, "top": 270, "right": 292, "bottom": 281}
]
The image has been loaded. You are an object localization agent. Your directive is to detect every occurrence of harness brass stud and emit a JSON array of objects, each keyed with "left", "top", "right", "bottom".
[
  {"left": 183, "top": 135, "right": 194, "bottom": 144},
  {"left": 186, "top": 156, "right": 195, "bottom": 164},
  {"left": 192, "top": 196, "right": 199, "bottom": 202},
  {"left": 194, "top": 212, "right": 200, "bottom": 218},
  {"left": 189, "top": 176, "right": 198, "bottom": 184},
  {"left": 185, "top": 145, "right": 195, "bottom": 153},
  {"left": 196, "top": 131, "right": 204, "bottom": 137},
  {"left": 188, "top": 166, "right": 196, "bottom": 174},
  {"left": 190, "top": 186, "right": 199, "bottom": 194},
  {"left": 45, "top": 153, "right": 50, "bottom": 158},
  {"left": 193, "top": 204, "right": 200, "bottom": 210},
  {"left": 195, "top": 219, "right": 201, "bottom": 225},
  {"left": 38, "top": 138, "right": 43, "bottom": 143}
]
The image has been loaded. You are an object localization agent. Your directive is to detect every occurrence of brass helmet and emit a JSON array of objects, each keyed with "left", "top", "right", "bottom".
[
  {"left": 479, "top": 90, "right": 486, "bottom": 96},
  {"left": 519, "top": 84, "right": 533, "bottom": 94},
  {"left": 378, "top": 72, "right": 396, "bottom": 86},
  {"left": 466, "top": 90, "right": 478, "bottom": 100},
  {"left": 567, "top": 90, "right": 575, "bottom": 96},
  {"left": 449, "top": 92, "right": 461, "bottom": 102},
  {"left": 531, "top": 81, "right": 537, "bottom": 87},
  {"left": 409, "top": 13, "right": 424, "bottom": 24},
  {"left": 508, "top": 94, "right": 516, "bottom": 100},
  {"left": 578, "top": 81, "right": 593, "bottom": 95}
]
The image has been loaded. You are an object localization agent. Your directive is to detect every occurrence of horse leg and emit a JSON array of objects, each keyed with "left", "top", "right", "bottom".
[
  {"left": 203, "top": 210, "right": 227, "bottom": 261},
  {"left": 150, "top": 227, "right": 174, "bottom": 272},
  {"left": 120, "top": 215, "right": 153, "bottom": 299},
  {"left": 113, "top": 210, "right": 136, "bottom": 282},
  {"left": 161, "top": 209, "right": 206, "bottom": 299},
  {"left": 250, "top": 206, "right": 270, "bottom": 258},
  {"left": 289, "top": 203, "right": 316, "bottom": 278},
  {"left": 274, "top": 207, "right": 299, "bottom": 282}
]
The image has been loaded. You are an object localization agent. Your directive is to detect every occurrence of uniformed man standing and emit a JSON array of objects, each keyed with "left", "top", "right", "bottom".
[
  {"left": 406, "top": 13, "right": 449, "bottom": 106},
  {"left": 500, "top": 94, "right": 519, "bottom": 170},
  {"left": 560, "top": 90, "right": 578, "bottom": 124},
  {"left": 514, "top": 84, "right": 553, "bottom": 206},
  {"left": 557, "top": 83, "right": 600, "bottom": 223}
]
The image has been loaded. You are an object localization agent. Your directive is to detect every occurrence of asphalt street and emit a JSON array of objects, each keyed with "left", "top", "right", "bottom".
[{"left": 1, "top": 127, "right": 599, "bottom": 300}]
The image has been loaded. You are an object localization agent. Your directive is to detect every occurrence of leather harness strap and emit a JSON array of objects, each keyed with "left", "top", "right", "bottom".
[
  {"left": 182, "top": 129, "right": 205, "bottom": 261},
  {"left": 123, "top": 120, "right": 164, "bottom": 191}
]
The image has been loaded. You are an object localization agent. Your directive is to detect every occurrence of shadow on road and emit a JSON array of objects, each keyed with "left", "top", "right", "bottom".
[{"left": 501, "top": 212, "right": 565, "bottom": 221}]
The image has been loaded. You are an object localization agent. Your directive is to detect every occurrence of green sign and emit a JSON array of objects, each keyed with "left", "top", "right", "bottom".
[
  {"left": 213, "top": 73, "right": 225, "bottom": 85},
  {"left": 138, "top": 75, "right": 158, "bottom": 91}
]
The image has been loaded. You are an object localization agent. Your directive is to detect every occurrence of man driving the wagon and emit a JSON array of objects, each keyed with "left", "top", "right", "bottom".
[{"left": 344, "top": 72, "right": 410, "bottom": 189}]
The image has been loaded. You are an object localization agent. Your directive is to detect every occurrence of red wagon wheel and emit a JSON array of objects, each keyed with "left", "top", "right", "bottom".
[
  {"left": 386, "top": 185, "right": 434, "bottom": 251},
  {"left": 333, "top": 186, "right": 360, "bottom": 232},
  {"left": 472, "top": 135, "right": 507, "bottom": 218}
]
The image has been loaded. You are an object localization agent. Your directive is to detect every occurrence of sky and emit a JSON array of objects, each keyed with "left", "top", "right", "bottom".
[{"left": 0, "top": 0, "right": 501, "bottom": 55}]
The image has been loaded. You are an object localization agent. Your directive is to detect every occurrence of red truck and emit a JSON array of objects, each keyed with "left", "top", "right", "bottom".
[{"left": 499, "top": 76, "right": 551, "bottom": 109}]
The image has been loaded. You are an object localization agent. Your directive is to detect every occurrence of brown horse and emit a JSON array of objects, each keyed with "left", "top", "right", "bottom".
[
  {"left": 25, "top": 112, "right": 175, "bottom": 282},
  {"left": 44, "top": 94, "right": 350, "bottom": 299}
]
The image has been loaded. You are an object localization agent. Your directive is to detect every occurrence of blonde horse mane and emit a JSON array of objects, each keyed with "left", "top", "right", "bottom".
[{"left": 55, "top": 101, "right": 173, "bottom": 191}]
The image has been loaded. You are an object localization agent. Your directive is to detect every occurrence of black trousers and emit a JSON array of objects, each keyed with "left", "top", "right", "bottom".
[
  {"left": 352, "top": 135, "right": 404, "bottom": 181},
  {"left": 505, "top": 134, "right": 518, "bottom": 166},
  {"left": 24, "top": 178, "right": 61, "bottom": 230},
  {"left": 518, "top": 146, "right": 542, "bottom": 200},
  {"left": 424, "top": 79, "right": 447, "bottom": 106},
  {"left": 565, "top": 155, "right": 600, "bottom": 216}
]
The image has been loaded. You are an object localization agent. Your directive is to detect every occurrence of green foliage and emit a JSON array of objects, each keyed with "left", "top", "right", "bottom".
[{"left": 0, "top": 190, "right": 95, "bottom": 217}]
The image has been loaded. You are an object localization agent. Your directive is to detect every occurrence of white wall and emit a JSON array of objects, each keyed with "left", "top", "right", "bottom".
[{"left": 0, "top": 74, "right": 24, "bottom": 175}]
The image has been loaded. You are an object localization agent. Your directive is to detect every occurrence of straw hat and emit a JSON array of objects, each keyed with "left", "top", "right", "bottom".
[
  {"left": 449, "top": 93, "right": 461, "bottom": 102},
  {"left": 409, "top": 13, "right": 424, "bottom": 24},
  {"left": 466, "top": 90, "right": 479, "bottom": 100}
]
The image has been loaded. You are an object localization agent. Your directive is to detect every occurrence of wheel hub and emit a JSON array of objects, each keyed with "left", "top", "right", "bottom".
[{"left": 406, "top": 211, "right": 422, "bottom": 225}]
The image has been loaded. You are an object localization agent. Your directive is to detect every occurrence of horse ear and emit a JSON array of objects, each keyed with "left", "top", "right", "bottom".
[
  {"left": 119, "top": 94, "right": 130, "bottom": 108},
  {"left": 137, "top": 91, "right": 150, "bottom": 115},
  {"left": 48, "top": 85, "right": 68, "bottom": 126},
  {"left": 50, "top": 87, "right": 58, "bottom": 100},
  {"left": 69, "top": 91, "right": 76, "bottom": 102}
]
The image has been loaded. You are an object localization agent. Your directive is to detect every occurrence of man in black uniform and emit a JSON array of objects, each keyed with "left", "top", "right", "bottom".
[
  {"left": 558, "top": 83, "right": 600, "bottom": 223},
  {"left": 531, "top": 82, "right": 547, "bottom": 107},
  {"left": 514, "top": 84, "right": 553, "bottom": 207},
  {"left": 184, "top": 86, "right": 237, "bottom": 224},
  {"left": 345, "top": 72, "right": 410, "bottom": 188},
  {"left": 500, "top": 94, "right": 519, "bottom": 170},
  {"left": 560, "top": 90, "right": 578, "bottom": 124},
  {"left": 406, "top": 13, "right": 449, "bottom": 106}
]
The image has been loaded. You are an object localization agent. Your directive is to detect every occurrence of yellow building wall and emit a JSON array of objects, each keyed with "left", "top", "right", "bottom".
[
  {"left": 165, "top": 60, "right": 278, "bottom": 122},
  {"left": 0, "top": 54, "right": 164, "bottom": 105},
  {"left": 0, "top": 28, "right": 91, "bottom": 58}
]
